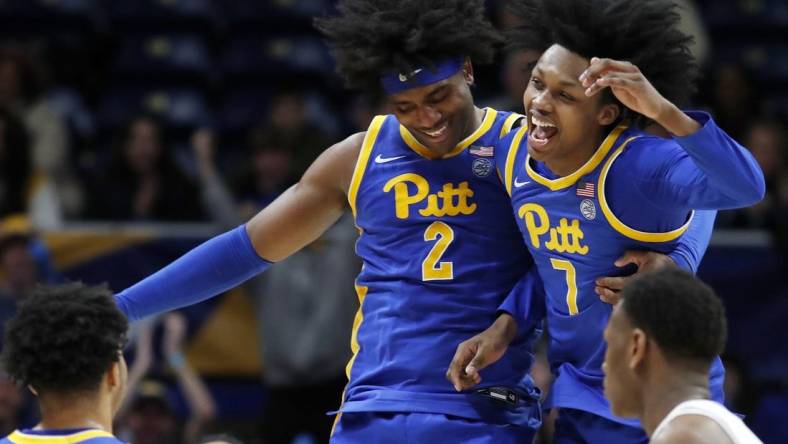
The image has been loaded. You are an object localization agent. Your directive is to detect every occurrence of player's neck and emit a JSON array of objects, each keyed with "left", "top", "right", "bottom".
[
  {"left": 544, "top": 128, "right": 605, "bottom": 177},
  {"left": 37, "top": 392, "right": 113, "bottom": 434},
  {"left": 640, "top": 369, "right": 710, "bottom": 436},
  {"left": 545, "top": 145, "right": 596, "bottom": 177}
]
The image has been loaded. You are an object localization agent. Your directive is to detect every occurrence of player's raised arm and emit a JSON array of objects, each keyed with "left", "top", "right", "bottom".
[
  {"left": 582, "top": 57, "right": 765, "bottom": 209},
  {"left": 115, "top": 133, "right": 364, "bottom": 321}
]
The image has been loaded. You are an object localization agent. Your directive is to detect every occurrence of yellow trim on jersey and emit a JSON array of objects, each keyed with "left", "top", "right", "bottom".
[
  {"left": 597, "top": 136, "right": 695, "bottom": 242},
  {"left": 330, "top": 385, "right": 348, "bottom": 437},
  {"left": 505, "top": 126, "right": 529, "bottom": 196},
  {"left": 348, "top": 116, "right": 386, "bottom": 219},
  {"left": 525, "top": 122, "right": 628, "bottom": 191},
  {"left": 500, "top": 112, "right": 525, "bottom": 138},
  {"left": 344, "top": 283, "right": 369, "bottom": 379},
  {"left": 399, "top": 108, "right": 498, "bottom": 160},
  {"left": 7, "top": 429, "right": 116, "bottom": 443},
  {"left": 331, "top": 411, "right": 343, "bottom": 437}
]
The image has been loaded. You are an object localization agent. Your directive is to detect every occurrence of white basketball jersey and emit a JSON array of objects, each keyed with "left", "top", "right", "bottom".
[{"left": 652, "top": 399, "right": 762, "bottom": 444}]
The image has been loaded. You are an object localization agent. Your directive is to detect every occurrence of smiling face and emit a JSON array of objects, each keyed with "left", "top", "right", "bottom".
[
  {"left": 524, "top": 44, "right": 620, "bottom": 176},
  {"left": 388, "top": 63, "right": 478, "bottom": 155}
]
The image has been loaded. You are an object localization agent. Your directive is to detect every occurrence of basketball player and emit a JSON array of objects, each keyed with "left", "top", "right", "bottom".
[
  {"left": 447, "top": 0, "right": 764, "bottom": 442},
  {"left": 0, "top": 283, "right": 128, "bottom": 444},
  {"left": 112, "top": 0, "right": 715, "bottom": 441},
  {"left": 604, "top": 269, "right": 762, "bottom": 444}
]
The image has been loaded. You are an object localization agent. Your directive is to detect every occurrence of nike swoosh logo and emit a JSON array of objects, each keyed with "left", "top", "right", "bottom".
[
  {"left": 375, "top": 154, "right": 407, "bottom": 164},
  {"left": 513, "top": 178, "right": 531, "bottom": 188}
]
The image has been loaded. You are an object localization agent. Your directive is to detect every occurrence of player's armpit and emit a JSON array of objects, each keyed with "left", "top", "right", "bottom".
[{"left": 247, "top": 132, "right": 365, "bottom": 262}]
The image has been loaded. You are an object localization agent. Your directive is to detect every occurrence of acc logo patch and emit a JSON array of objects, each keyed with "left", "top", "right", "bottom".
[
  {"left": 472, "top": 158, "right": 493, "bottom": 178},
  {"left": 580, "top": 199, "right": 596, "bottom": 220}
]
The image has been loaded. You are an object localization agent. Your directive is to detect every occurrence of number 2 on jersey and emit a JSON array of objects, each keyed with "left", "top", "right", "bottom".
[
  {"left": 550, "top": 258, "right": 578, "bottom": 315},
  {"left": 422, "top": 221, "right": 454, "bottom": 281}
]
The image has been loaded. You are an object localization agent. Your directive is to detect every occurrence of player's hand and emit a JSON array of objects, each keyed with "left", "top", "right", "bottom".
[
  {"left": 579, "top": 57, "right": 668, "bottom": 122},
  {"left": 446, "top": 314, "right": 517, "bottom": 392},
  {"left": 595, "top": 250, "right": 677, "bottom": 304}
]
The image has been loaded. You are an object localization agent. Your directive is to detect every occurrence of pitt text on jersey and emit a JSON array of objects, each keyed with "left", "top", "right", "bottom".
[
  {"left": 383, "top": 173, "right": 477, "bottom": 219},
  {"left": 518, "top": 202, "right": 588, "bottom": 255}
]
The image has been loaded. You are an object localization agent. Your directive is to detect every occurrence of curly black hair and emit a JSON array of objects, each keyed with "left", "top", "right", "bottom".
[
  {"left": 620, "top": 269, "right": 727, "bottom": 364},
  {"left": 507, "top": 0, "right": 697, "bottom": 127},
  {"left": 315, "top": 0, "right": 503, "bottom": 92},
  {"left": 1, "top": 282, "right": 128, "bottom": 395}
]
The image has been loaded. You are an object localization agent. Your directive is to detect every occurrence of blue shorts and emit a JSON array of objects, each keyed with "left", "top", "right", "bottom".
[
  {"left": 331, "top": 412, "right": 536, "bottom": 444},
  {"left": 553, "top": 408, "right": 647, "bottom": 444}
]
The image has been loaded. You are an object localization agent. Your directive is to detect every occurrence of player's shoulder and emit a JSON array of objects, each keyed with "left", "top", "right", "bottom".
[
  {"left": 493, "top": 124, "right": 528, "bottom": 166},
  {"left": 327, "top": 130, "right": 366, "bottom": 162},
  {"left": 613, "top": 129, "right": 686, "bottom": 175},
  {"left": 328, "top": 114, "right": 393, "bottom": 161},
  {"left": 652, "top": 414, "right": 735, "bottom": 444}
]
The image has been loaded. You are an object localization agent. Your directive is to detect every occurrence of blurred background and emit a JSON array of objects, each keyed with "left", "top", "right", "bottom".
[{"left": 0, "top": 0, "right": 785, "bottom": 443}]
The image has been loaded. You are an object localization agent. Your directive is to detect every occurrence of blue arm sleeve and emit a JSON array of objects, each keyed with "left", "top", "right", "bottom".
[
  {"left": 606, "top": 112, "right": 764, "bottom": 232},
  {"left": 651, "top": 111, "right": 765, "bottom": 210},
  {"left": 671, "top": 112, "right": 765, "bottom": 207},
  {"left": 667, "top": 210, "right": 716, "bottom": 273},
  {"left": 115, "top": 225, "right": 272, "bottom": 321},
  {"left": 497, "top": 268, "right": 546, "bottom": 338}
]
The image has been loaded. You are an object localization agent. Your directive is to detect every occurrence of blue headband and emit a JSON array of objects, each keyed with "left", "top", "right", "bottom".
[{"left": 380, "top": 57, "right": 465, "bottom": 94}]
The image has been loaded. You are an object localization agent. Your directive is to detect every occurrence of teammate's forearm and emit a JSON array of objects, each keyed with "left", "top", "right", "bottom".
[
  {"left": 115, "top": 225, "right": 272, "bottom": 321},
  {"left": 668, "top": 210, "right": 716, "bottom": 273}
]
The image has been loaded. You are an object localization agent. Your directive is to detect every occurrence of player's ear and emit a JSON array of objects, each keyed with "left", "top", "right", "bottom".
[
  {"left": 107, "top": 356, "right": 122, "bottom": 387},
  {"left": 597, "top": 102, "right": 620, "bottom": 127},
  {"left": 463, "top": 58, "right": 475, "bottom": 86},
  {"left": 629, "top": 328, "right": 647, "bottom": 370}
]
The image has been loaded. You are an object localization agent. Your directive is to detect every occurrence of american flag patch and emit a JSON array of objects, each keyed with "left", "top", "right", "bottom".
[
  {"left": 576, "top": 181, "right": 595, "bottom": 197},
  {"left": 469, "top": 145, "right": 494, "bottom": 157}
]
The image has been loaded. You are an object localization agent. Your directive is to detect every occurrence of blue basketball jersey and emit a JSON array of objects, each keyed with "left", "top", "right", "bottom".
[
  {"left": 0, "top": 428, "right": 125, "bottom": 443},
  {"left": 497, "top": 123, "right": 725, "bottom": 426},
  {"left": 339, "top": 108, "right": 542, "bottom": 427}
]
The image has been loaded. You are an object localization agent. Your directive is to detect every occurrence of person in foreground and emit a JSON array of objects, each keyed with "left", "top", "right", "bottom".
[
  {"left": 603, "top": 269, "right": 762, "bottom": 444},
  {"left": 0, "top": 282, "right": 128, "bottom": 444}
]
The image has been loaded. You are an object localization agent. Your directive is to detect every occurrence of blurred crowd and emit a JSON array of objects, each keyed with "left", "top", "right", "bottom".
[{"left": 0, "top": 0, "right": 787, "bottom": 443}]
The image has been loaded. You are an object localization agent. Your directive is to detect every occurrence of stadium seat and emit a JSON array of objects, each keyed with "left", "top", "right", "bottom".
[
  {"left": 217, "top": 0, "right": 332, "bottom": 25},
  {"left": 112, "top": 34, "right": 213, "bottom": 82},
  {"left": 713, "top": 43, "right": 788, "bottom": 81},
  {"left": 0, "top": 0, "right": 102, "bottom": 34},
  {"left": 216, "top": 87, "right": 271, "bottom": 133},
  {"left": 96, "top": 87, "right": 212, "bottom": 130},
  {"left": 103, "top": 0, "right": 216, "bottom": 31},
  {"left": 221, "top": 34, "right": 334, "bottom": 79},
  {"left": 702, "top": 0, "right": 788, "bottom": 28}
]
